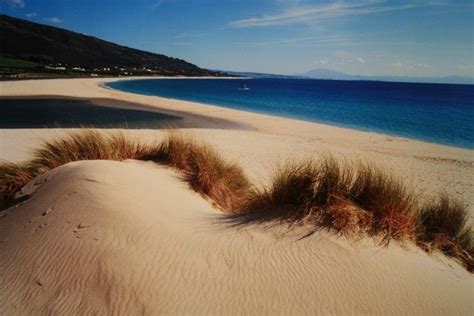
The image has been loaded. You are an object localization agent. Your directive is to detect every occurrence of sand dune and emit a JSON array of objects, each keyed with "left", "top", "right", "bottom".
[{"left": 0, "top": 160, "right": 472, "bottom": 315}]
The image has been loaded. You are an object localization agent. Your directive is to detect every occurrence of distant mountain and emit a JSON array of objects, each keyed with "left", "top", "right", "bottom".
[
  {"left": 296, "top": 68, "right": 357, "bottom": 80},
  {"left": 297, "top": 68, "right": 474, "bottom": 85},
  {"left": 213, "top": 70, "right": 299, "bottom": 79},
  {"left": 0, "top": 14, "right": 215, "bottom": 76}
]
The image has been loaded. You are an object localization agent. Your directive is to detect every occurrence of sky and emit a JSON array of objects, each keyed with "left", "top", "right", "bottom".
[{"left": 1, "top": 0, "right": 473, "bottom": 77}]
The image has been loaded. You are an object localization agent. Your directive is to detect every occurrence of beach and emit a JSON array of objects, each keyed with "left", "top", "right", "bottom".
[{"left": 0, "top": 78, "right": 473, "bottom": 314}]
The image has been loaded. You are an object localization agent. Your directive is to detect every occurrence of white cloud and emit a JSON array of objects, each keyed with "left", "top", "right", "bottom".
[
  {"left": 25, "top": 12, "right": 37, "bottom": 18},
  {"left": 44, "top": 17, "right": 63, "bottom": 24},
  {"left": 356, "top": 57, "right": 365, "bottom": 64},
  {"left": 229, "top": 0, "right": 431, "bottom": 28},
  {"left": 7, "top": 0, "right": 25, "bottom": 8}
]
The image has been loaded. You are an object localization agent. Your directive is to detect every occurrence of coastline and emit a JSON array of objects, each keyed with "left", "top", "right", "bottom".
[
  {"left": 0, "top": 77, "right": 473, "bottom": 211},
  {"left": 105, "top": 77, "right": 474, "bottom": 150},
  {"left": 2, "top": 76, "right": 473, "bottom": 150}
]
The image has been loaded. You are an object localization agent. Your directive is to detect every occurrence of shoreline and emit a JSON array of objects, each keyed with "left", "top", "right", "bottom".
[
  {"left": 0, "top": 77, "right": 473, "bottom": 211},
  {"left": 3, "top": 76, "right": 471, "bottom": 152},
  {"left": 105, "top": 77, "right": 473, "bottom": 150}
]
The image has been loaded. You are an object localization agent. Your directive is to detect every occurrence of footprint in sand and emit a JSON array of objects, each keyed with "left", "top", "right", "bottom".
[
  {"left": 77, "top": 223, "right": 90, "bottom": 229},
  {"left": 41, "top": 207, "right": 53, "bottom": 216},
  {"left": 73, "top": 222, "right": 92, "bottom": 238}
]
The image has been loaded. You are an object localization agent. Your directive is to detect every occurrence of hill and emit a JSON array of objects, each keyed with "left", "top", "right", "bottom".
[{"left": 0, "top": 14, "right": 216, "bottom": 77}]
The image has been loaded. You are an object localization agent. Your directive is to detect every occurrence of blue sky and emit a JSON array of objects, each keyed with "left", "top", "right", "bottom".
[{"left": 1, "top": 0, "right": 473, "bottom": 77}]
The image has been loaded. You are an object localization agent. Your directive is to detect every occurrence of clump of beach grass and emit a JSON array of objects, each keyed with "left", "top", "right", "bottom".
[
  {"left": 230, "top": 158, "right": 415, "bottom": 241},
  {"left": 349, "top": 164, "right": 417, "bottom": 242},
  {"left": 0, "top": 162, "right": 38, "bottom": 208},
  {"left": 141, "top": 132, "right": 252, "bottom": 212},
  {"left": 30, "top": 130, "right": 146, "bottom": 171},
  {"left": 0, "top": 130, "right": 252, "bottom": 213},
  {"left": 0, "top": 130, "right": 146, "bottom": 209},
  {"left": 0, "top": 129, "right": 472, "bottom": 271},
  {"left": 227, "top": 157, "right": 471, "bottom": 270},
  {"left": 416, "top": 195, "right": 473, "bottom": 271}
]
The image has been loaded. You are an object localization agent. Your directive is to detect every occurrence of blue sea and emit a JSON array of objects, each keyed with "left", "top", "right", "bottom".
[{"left": 107, "top": 78, "right": 474, "bottom": 149}]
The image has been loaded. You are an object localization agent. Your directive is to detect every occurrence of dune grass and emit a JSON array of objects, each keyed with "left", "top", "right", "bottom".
[
  {"left": 231, "top": 158, "right": 416, "bottom": 242},
  {"left": 30, "top": 130, "right": 146, "bottom": 170},
  {"left": 349, "top": 164, "right": 417, "bottom": 242},
  {"left": 416, "top": 195, "right": 473, "bottom": 271},
  {"left": 227, "top": 158, "right": 471, "bottom": 270},
  {"left": 0, "top": 162, "right": 37, "bottom": 208},
  {"left": 0, "top": 130, "right": 251, "bottom": 213},
  {"left": 1, "top": 130, "right": 144, "bottom": 209},
  {"left": 141, "top": 133, "right": 252, "bottom": 212},
  {"left": 0, "top": 129, "right": 472, "bottom": 271}
]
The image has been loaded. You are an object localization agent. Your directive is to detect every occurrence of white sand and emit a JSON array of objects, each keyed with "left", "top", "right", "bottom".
[{"left": 0, "top": 78, "right": 473, "bottom": 314}]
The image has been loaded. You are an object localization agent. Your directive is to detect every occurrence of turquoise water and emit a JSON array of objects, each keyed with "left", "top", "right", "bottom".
[{"left": 107, "top": 78, "right": 474, "bottom": 149}]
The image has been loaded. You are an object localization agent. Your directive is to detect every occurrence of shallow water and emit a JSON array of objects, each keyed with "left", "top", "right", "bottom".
[{"left": 0, "top": 97, "right": 245, "bottom": 130}]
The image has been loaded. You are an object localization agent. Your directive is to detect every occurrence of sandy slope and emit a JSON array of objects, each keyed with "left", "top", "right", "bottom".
[{"left": 0, "top": 160, "right": 472, "bottom": 315}]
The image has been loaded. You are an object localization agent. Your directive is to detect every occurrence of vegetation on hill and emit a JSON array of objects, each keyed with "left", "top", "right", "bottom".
[
  {"left": 0, "top": 130, "right": 472, "bottom": 271},
  {"left": 0, "top": 14, "right": 219, "bottom": 78}
]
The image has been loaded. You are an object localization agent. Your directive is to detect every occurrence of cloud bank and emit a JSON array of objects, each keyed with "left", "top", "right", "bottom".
[{"left": 229, "top": 0, "right": 430, "bottom": 28}]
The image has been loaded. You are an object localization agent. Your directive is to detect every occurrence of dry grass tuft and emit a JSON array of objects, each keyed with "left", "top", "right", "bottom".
[
  {"left": 231, "top": 160, "right": 369, "bottom": 236},
  {"left": 350, "top": 164, "right": 417, "bottom": 242},
  {"left": 0, "top": 130, "right": 146, "bottom": 209},
  {"left": 141, "top": 133, "right": 252, "bottom": 212},
  {"left": 30, "top": 130, "right": 145, "bottom": 171},
  {"left": 0, "top": 130, "right": 252, "bottom": 213},
  {"left": 416, "top": 195, "right": 473, "bottom": 271},
  {"left": 229, "top": 158, "right": 415, "bottom": 241},
  {"left": 226, "top": 158, "right": 471, "bottom": 271},
  {"left": 0, "top": 162, "right": 38, "bottom": 208}
]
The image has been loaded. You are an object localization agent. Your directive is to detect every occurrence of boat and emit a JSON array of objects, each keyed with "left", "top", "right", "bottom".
[{"left": 239, "top": 83, "right": 250, "bottom": 91}]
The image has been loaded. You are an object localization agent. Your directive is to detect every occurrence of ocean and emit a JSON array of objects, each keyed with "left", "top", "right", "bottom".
[{"left": 107, "top": 78, "right": 474, "bottom": 149}]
